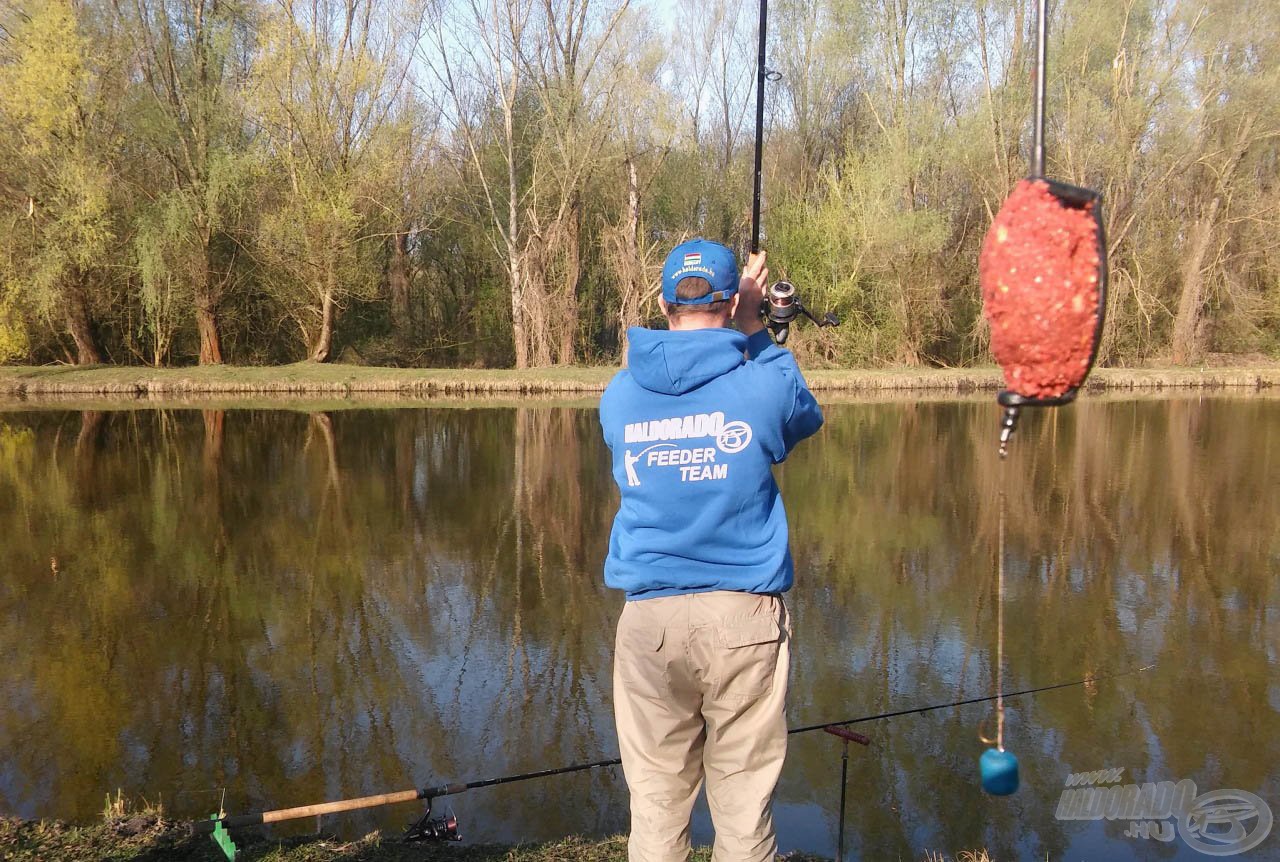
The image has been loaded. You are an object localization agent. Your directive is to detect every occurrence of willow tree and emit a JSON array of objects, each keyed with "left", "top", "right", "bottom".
[
  {"left": 0, "top": 0, "right": 124, "bottom": 364},
  {"left": 121, "top": 0, "right": 256, "bottom": 364},
  {"left": 251, "top": 0, "right": 422, "bottom": 362},
  {"left": 666, "top": 0, "right": 754, "bottom": 242},
  {"left": 377, "top": 93, "right": 438, "bottom": 346}
]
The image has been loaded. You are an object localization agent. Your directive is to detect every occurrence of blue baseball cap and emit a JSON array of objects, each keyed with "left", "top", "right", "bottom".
[{"left": 662, "top": 239, "right": 740, "bottom": 305}]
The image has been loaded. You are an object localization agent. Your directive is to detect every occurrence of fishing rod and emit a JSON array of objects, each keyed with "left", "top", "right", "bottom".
[
  {"left": 749, "top": 0, "right": 838, "bottom": 345},
  {"left": 750, "top": 0, "right": 769, "bottom": 257},
  {"left": 191, "top": 757, "right": 623, "bottom": 838},
  {"left": 192, "top": 663, "right": 1153, "bottom": 847}
]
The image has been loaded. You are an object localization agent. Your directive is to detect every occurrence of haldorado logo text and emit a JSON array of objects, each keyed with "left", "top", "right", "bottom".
[{"left": 621, "top": 412, "right": 753, "bottom": 487}]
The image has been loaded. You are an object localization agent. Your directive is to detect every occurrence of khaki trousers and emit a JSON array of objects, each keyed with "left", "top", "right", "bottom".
[{"left": 613, "top": 590, "right": 790, "bottom": 862}]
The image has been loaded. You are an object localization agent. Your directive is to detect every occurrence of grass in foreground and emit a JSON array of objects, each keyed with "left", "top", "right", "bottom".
[{"left": 0, "top": 809, "right": 994, "bottom": 862}]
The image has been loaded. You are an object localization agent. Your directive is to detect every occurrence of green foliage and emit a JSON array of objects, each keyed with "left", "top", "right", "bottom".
[
  {"left": 773, "top": 135, "right": 951, "bottom": 365},
  {"left": 0, "top": 0, "right": 115, "bottom": 346},
  {"left": 0, "top": 0, "right": 83, "bottom": 150},
  {"left": 134, "top": 192, "right": 197, "bottom": 364},
  {"left": 0, "top": 276, "right": 31, "bottom": 363},
  {"left": 0, "top": 0, "right": 1277, "bottom": 368}
]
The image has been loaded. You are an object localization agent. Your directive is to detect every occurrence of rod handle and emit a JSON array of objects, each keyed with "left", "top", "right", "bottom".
[{"left": 192, "top": 788, "right": 422, "bottom": 834}]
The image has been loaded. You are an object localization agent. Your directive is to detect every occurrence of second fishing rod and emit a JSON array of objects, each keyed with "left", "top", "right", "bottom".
[{"left": 192, "top": 663, "right": 1154, "bottom": 843}]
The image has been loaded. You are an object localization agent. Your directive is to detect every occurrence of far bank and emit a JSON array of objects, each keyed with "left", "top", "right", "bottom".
[{"left": 2, "top": 363, "right": 1278, "bottom": 401}]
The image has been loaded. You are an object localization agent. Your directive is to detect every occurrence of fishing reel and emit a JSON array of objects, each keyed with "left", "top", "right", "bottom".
[
  {"left": 404, "top": 797, "right": 461, "bottom": 843},
  {"left": 759, "top": 280, "right": 839, "bottom": 345}
]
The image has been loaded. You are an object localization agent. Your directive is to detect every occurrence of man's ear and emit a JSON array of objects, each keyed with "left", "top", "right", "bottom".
[
  {"left": 729, "top": 293, "right": 740, "bottom": 318},
  {"left": 658, "top": 296, "right": 669, "bottom": 316}
]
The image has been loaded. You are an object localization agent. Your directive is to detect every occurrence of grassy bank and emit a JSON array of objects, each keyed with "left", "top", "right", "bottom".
[
  {"left": 0, "top": 813, "right": 993, "bottom": 862},
  {"left": 2, "top": 362, "right": 1279, "bottom": 400}
]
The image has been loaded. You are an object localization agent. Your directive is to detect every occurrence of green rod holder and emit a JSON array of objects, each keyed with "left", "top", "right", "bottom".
[{"left": 210, "top": 814, "right": 237, "bottom": 862}]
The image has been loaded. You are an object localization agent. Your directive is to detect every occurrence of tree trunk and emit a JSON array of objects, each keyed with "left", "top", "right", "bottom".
[
  {"left": 74, "top": 410, "right": 106, "bottom": 501},
  {"left": 311, "top": 411, "right": 342, "bottom": 499},
  {"left": 311, "top": 284, "right": 336, "bottom": 362},
  {"left": 509, "top": 225, "right": 529, "bottom": 366},
  {"left": 311, "top": 234, "right": 339, "bottom": 363},
  {"left": 505, "top": 83, "right": 524, "bottom": 369},
  {"left": 64, "top": 278, "right": 103, "bottom": 365},
  {"left": 202, "top": 409, "right": 225, "bottom": 527},
  {"left": 195, "top": 231, "right": 224, "bottom": 364},
  {"left": 389, "top": 230, "right": 412, "bottom": 342},
  {"left": 202, "top": 409, "right": 225, "bottom": 475},
  {"left": 1170, "top": 196, "right": 1221, "bottom": 365},
  {"left": 1171, "top": 113, "right": 1256, "bottom": 366},
  {"left": 196, "top": 304, "right": 223, "bottom": 365},
  {"left": 618, "top": 157, "right": 643, "bottom": 358},
  {"left": 509, "top": 239, "right": 529, "bottom": 369},
  {"left": 393, "top": 413, "right": 414, "bottom": 516},
  {"left": 556, "top": 203, "right": 581, "bottom": 365}
]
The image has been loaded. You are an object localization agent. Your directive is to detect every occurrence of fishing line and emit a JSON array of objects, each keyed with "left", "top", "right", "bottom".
[
  {"left": 974, "top": 0, "right": 1110, "bottom": 795},
  {"left": 993, "top": 473, "right": 1003, "bottom": 748},
  {"left": 977, "top": 459, "right": 1020, "bottom": 794},
  {"left": 788, "top": 662, "right": 1153, "bottom": 735},
  {"left": 977, "top": 467, "right": 1009, "bottom": 756},
  {"left": 996, "top": 475, "right": 1007, "bottom": 754}
]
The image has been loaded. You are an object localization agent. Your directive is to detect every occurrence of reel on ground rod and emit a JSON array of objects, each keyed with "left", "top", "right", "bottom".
[{"left": 404, "top": 796, "right": 461, "bottom": 843}]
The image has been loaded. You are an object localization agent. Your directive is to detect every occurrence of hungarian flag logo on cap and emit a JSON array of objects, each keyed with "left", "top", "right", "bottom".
[{"left": 661, "top": 238, "right": 739, "bottom": 306}]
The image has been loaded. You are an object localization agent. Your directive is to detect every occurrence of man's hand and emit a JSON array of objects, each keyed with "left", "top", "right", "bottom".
[{"left": 735, "top": 251, "right": 767, "bottom": 335}]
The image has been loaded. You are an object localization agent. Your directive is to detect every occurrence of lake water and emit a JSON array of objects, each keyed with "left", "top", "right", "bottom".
[{"left": 1, "top": 396, "right": 1277, "bottom": 860}]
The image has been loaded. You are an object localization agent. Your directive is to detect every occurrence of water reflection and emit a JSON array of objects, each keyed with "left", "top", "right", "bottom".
[{"left": 0, "top": 399, "right": 1277, "bottom": 860}]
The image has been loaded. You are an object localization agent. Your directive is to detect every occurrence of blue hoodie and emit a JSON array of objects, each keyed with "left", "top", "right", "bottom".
[{"left": 599, "top": 326, "right": 824, "bottom": 599}]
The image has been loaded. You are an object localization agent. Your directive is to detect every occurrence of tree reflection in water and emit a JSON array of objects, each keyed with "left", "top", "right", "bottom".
[{"left": 0, "top": 398, "right": 1276, "bottom": 859}]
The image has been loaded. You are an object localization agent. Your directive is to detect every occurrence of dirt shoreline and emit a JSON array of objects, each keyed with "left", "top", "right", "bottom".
[
  {"left": 0, "top": 813, "right": 994, "bottom": 862},
  {"left": 0, "top": 814, "right": 628, "bottom": 862},
  {"left": 1, "top": 363, "right": 1278, "bottom": 401}
]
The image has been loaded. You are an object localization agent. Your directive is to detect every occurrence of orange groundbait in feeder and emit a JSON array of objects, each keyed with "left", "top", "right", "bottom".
[
  {"left": 978, "top": 0, "right": 1107, "bottom": 453},
  {"left": 980, "top": 179, "right": 1101, "bottom": 399}
]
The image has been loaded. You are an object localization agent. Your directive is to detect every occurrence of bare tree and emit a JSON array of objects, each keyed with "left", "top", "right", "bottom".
[
  {"left": 423, "top": 0, "right": 537, "bottom": 366},
  {"left": 424, "top": 0, "right": 629, "bottom": 366}
]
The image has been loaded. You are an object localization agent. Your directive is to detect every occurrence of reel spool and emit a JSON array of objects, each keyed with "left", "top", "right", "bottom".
[{"left": 404, "top": 798, "right": 461, "bottom": 843}]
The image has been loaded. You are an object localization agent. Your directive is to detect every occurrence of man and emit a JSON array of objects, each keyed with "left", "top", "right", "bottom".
[{"left": 598, "top": 238, "right": 824, "bottom": 862}]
